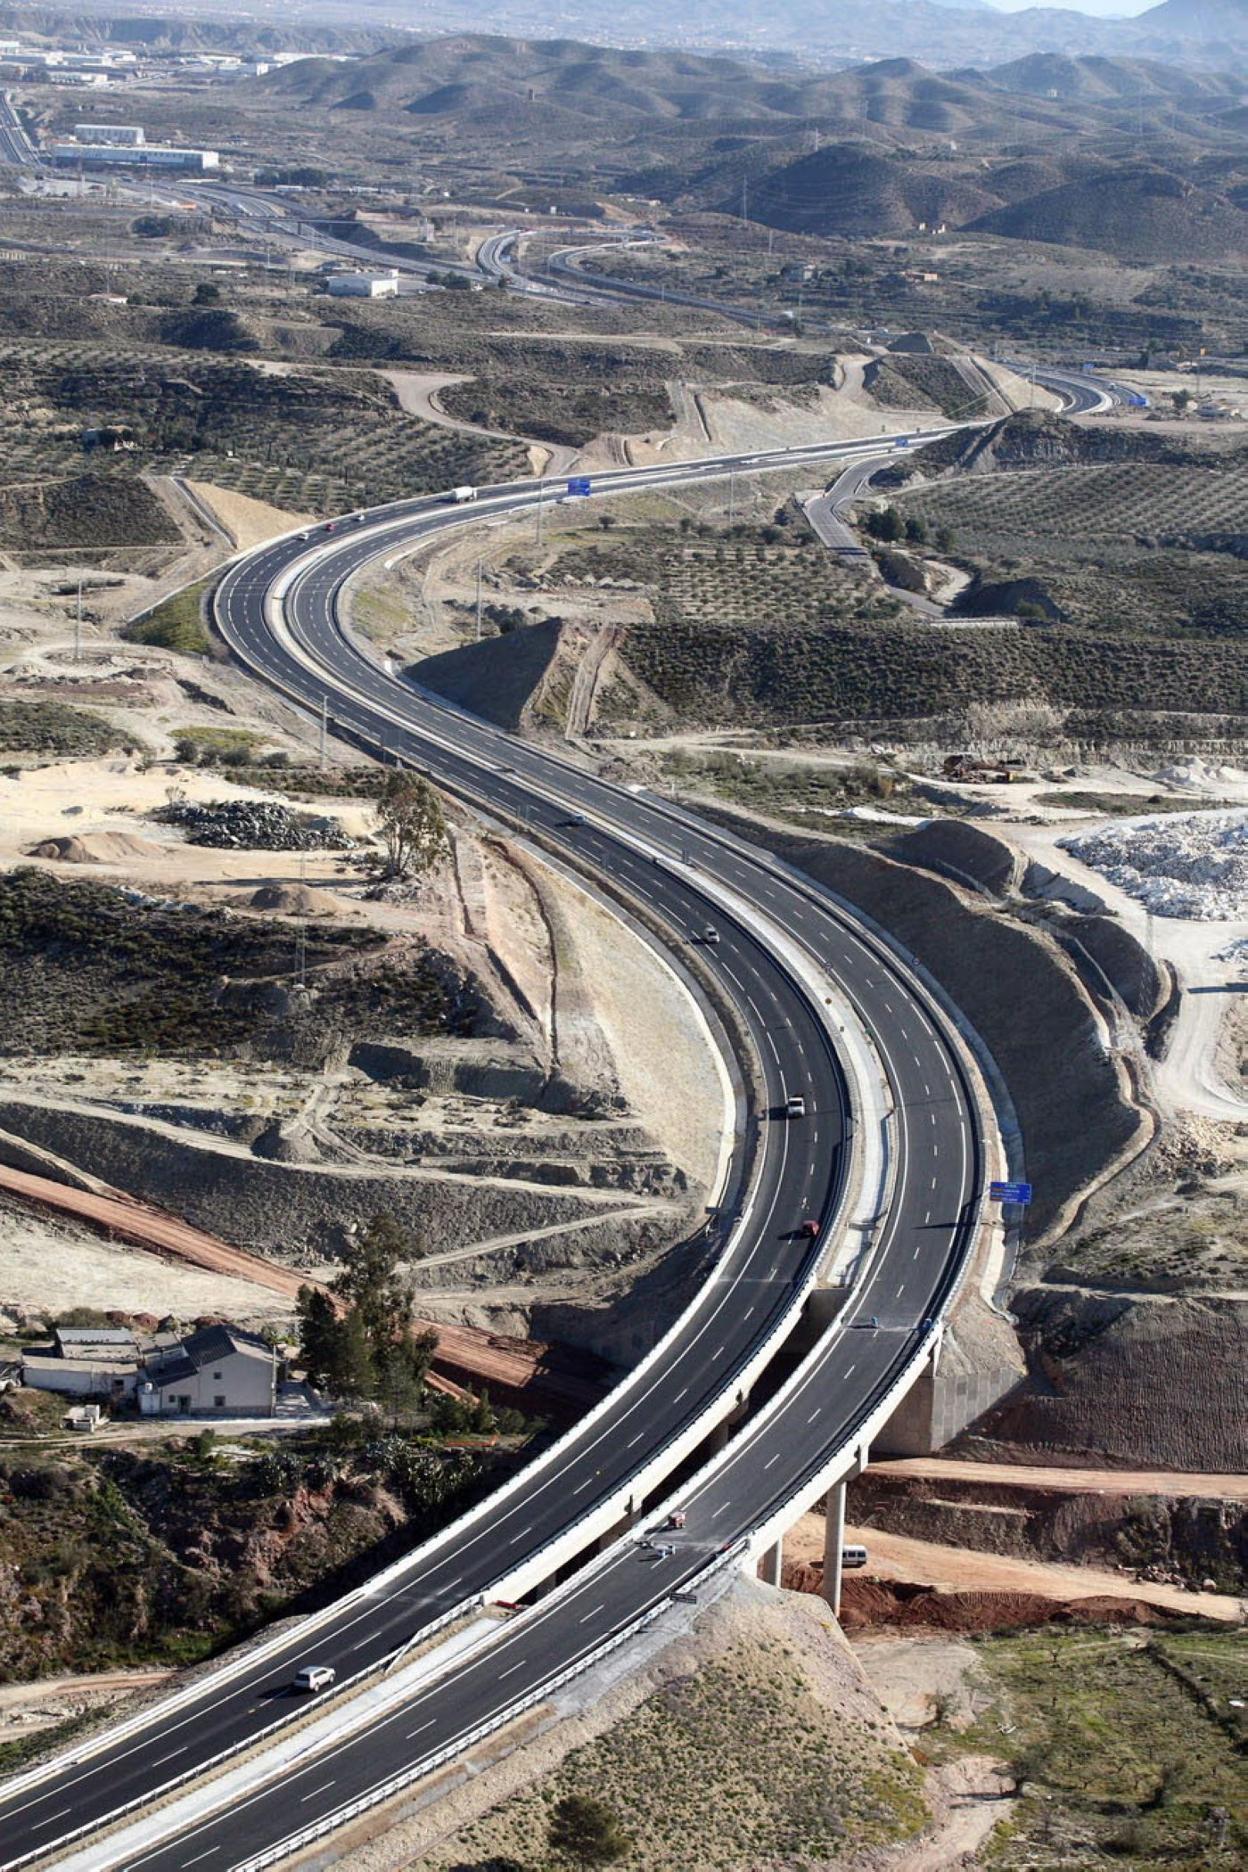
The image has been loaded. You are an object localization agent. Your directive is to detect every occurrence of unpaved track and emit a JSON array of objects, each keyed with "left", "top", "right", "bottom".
[
  {"left": 868, "top": 1456, "right": 1248, "bottom": 1501},
  {"left": 0, "top": 1163, "right": 599, "bottom": 1406},
  {"left": 843, "top": 1525, "right": 1243, "bottom": 1622}
]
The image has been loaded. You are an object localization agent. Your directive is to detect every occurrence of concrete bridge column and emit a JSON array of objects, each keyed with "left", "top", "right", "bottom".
[
  {"left": 822, "top": 1478, "right": 847, "bottom": 1617},
  {"left": 709, "top": 1397, "right": 749, "bottom": 1456},
  {"left": 758, "top": 1537, "right": 784, "bottom": 1588}
]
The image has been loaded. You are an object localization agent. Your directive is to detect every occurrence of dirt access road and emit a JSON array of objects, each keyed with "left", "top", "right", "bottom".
[
  {"left": 781, "top": 1512, "right": 1244, "bottom": 1623},
  {"left": 0, "top": 1163, "right": 600, "bottom": 1408},
  {"left": 868, "top": 1456, "right": 1248, "bottom": 1502}
]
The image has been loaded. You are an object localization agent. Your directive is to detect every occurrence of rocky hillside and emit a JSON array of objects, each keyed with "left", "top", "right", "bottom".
[
  {"left": 0, "top": 474, "right": 179, "bottom": 553},
  {"left": 0, "top": 869, "right": 481, "bottom": 1064},
  {"left": 885, "top": 409, "right": 1194, "bottom": 483},
  {"left": 0, "top": 1426, "right": 492, "bottom": 1680}
]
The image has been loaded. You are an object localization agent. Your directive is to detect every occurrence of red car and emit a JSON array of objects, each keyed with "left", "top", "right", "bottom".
[{"left": 800, "top": 1219, "right": 820, "bottom": 1239}]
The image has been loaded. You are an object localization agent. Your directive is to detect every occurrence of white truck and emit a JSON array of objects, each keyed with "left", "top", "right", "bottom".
[{"left": 450, "top": 485, "right": 478, "bottom": 504}]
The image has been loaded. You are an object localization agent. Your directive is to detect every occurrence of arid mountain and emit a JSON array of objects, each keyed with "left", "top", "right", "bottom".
[
  {"left": 730, "top": 143, "right": 1002, "bottom": 239},
  {"left": 982, "top": 50, "right": 1247, "bottom": 101},
  {"left": 258, "top": 34, "right": 860, "bottom": 122},
  {"left": 969, "top": 161, "right": 1248, "bottom": 258}
]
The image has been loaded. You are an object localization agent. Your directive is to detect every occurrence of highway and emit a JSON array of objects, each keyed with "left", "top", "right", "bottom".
[
  {"left": 0, "top": 92, "right": 36, "bottom": 167},
  {"left": 0, "top": 435, "right": 982, "bottom": 1871}
]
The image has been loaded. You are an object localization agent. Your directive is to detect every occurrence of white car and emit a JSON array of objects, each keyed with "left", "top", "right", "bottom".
[{"left": 292, "top": 1664, "right": 336, "bottom": 1694}]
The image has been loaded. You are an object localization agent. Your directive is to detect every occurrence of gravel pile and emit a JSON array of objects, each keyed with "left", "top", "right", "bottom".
[
  {"left": 1060, "top": 808, "right": 1248, "bottom": 920},
  {"left": 158, "top": 799, "right": 354, "bottom": 853}
]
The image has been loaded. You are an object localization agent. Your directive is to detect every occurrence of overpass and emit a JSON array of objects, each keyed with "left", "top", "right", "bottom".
[{"left": 0, "top": 431, "right": 991, "bottom": 1870}]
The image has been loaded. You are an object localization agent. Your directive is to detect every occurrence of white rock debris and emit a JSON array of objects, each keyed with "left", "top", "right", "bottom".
[{"left": 1060, "top": 809, "right": 1248, "bottom": 920}]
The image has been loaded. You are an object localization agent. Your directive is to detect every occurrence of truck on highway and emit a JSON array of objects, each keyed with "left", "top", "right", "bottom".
[{"left": 450, "top": 486, "right": 478, "bottom": 504}]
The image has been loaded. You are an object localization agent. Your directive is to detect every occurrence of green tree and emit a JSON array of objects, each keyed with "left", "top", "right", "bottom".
[
  {"left": 335, "top": 1307, "right": 377, "bottom": 1400},
  {"left": 332, "top": 1215, "right": 437, "bottom": 1398},
  {"left": 296, "top": 1284, "right": 343, "bottom": 1390},
  {"left": 548, "top": 1793, "right": 631, "bottom": 1868},
  {"left": 865, "top": 506, "right": 903, "bottom": 543},
  {"left": 375, "top": 772, "right": 448, "bottom": 881},
  {"left": 193, "top": 282, "right": 222, "bottom": 305}
]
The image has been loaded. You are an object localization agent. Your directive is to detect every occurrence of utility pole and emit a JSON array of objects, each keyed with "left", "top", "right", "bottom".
[
  {"left": 728, "top": 469, "right": 736, "bottom": 528},
  {"left": 536, "top": 477, "right": 546, "bottom": 547},
  {"left": 475, "top": 556, "right": 484, "bottom": 640},
  {"left": 319, "top": 694, "right": 328, "bottom": 770},
  {"left": 74, "top": 577, "right": 82, "bottom": 661}
]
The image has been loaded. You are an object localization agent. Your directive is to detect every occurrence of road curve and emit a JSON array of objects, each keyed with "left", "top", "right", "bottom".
[{"left": 0, "top": 440, "right": 982, "bottom": 1872}]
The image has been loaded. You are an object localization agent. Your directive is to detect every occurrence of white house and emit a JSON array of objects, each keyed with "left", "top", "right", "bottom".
[
  {"left": 23, "top": 1322, "right": 278, "bottom": 1418},
  {"left": 140, "top": 1324, "right": 278, "bottom": 1418}
]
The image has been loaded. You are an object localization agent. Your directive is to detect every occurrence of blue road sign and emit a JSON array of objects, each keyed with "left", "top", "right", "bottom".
[
  {"left": 989, "top": 1180, "right": 1033, "bottom": 1205},
  {"left": 567, "top": 476, "right": 592, "bottom": 497}
]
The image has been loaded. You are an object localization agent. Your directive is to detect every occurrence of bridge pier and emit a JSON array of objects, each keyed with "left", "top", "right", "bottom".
[
  {"left": 822, "top": 1479, "right": 847, "bottom": 1616},
  {"left": 758, "top": 1538, "right": 784, "bottom": 1588}
]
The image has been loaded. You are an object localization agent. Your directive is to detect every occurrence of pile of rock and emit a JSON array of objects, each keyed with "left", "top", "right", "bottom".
[{"left": 158, "top": 798, "right": 353, "bottom": 853}]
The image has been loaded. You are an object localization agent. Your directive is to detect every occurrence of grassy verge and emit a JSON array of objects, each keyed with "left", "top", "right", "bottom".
[
  {"left": 428, "top": 1637, "right": 928, "bottom": 1870},
  {"left": 662, "top": 750, "right": 920, "bottom": 829},
  {"left": 124, "top": 577, "right": 216, "bottom": 657},
  {"left": 0, "top": 1708, "right": 99, "bottom": 1776},
  {"left": 1037, "top": 790, "right": 1234, "bottom": 816},
  {"left": 0, "top": 698, "right": 127, "bottom": 758},
  {"left": 929, "top": 1628, "right": 1248, "bottom": 1867}
]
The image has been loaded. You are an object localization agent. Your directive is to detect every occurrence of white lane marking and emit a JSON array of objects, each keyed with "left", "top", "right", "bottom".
[
  {"left": 626, "top": 1432, "right": 645, "bottom": 1448},
  {"left": 406, "top": 1718, "right": 436, "bottom": 1740},
  {"left": 807, "top": 1407, "right": 821, "bottom": 1423},
  {"left": 301, "top": 1780, "right": 337, "bottom": 1803},
  {"left": 896, "top": 1283, "right": 906, "bottom": 1297},
  {"left": 151, "top": 1748, "right": 187, "bottom": 1766},
  {"left": 763, "top": 1452, "right": 782, "bottom": 1469},
  {"left": 711, "top": 1501, "right": 733, "bottom": 1518},
  {"left": 498, "top": 1660, "right": 526, "bottom": 1679},
  {"left": 184, "top": 1852, "right": 218, "bottom": 1867},
  {"left": 579, "top": 1603, "right": 606, "bottom": 1624}
]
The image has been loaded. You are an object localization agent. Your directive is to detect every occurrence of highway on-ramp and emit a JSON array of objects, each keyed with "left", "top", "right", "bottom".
[{"left": 0, "top": 441, "right": 983, "bottom": 1872}]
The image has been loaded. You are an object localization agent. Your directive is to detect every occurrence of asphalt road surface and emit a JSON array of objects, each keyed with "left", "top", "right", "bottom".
[{"left": 0, "top": 447, "right": 981, "bottom": 1872}]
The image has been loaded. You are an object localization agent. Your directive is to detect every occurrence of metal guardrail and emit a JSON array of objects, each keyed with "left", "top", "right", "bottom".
[
  {"left": 8, "top": 455, "right": 989, "bottom": 1869},
  {"left": 234, "top": 1541, "right": 748, "bottom": 1872},
  {"left": 3, "top": 1597, "right": 486, "bottom": 1872}
]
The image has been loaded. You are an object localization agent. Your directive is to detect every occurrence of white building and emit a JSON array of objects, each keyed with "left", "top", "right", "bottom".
[
  {"left": 74, "top": 122, "right": 144, "bottom": 145},
  {"left": 22, "top": 1321, "right": 278, "bottom": 1418},
  {"left": 326, "top": 271, "right": 399, "bottom": 299},
  {"left": 140, "top": 1324, "right": 278, "bottom": 1418},
  {"left": 51, "top": 141, "right": 219, "bottom": 171}
]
